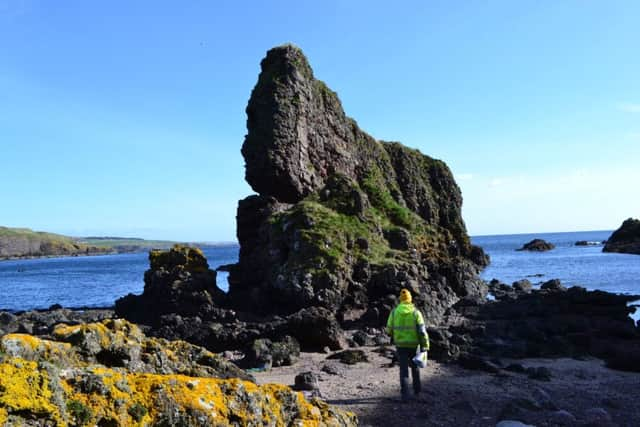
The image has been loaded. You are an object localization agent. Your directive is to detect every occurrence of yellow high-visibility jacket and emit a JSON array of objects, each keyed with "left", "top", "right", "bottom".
[{"left": 386, "top": 302, "right": 430, "bottom": 349}]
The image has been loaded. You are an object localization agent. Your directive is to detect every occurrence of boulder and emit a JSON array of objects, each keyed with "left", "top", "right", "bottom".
[
  {"left": 517, "top": 239, "right": 555, "bottom": 252},
  {"left": 603, "top": 218, "right": 640, "bottom": 255},
  {"left": 293, "top": 371, "right": 320, "bottom": 391}
]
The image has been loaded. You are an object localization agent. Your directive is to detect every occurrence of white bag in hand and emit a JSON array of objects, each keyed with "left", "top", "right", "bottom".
[{"left": 412, "top": 350, "right": 428, "bottom": 368}]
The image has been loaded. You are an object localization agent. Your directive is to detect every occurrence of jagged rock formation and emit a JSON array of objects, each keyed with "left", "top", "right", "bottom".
[
  {"left": 229, "top": 44, "right": 488, "bottom": 327},
  {"left": 0, "top": 319, "right": 356, "bottom": 426},
  {"left": 517, "top": 239, "right": 555, "bottom": 252},
  {"left": 603, "top": 218, "right": 640, "bottom": 255}
]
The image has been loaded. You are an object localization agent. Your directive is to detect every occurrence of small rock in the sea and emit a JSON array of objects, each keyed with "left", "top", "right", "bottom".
[{"left": 517, "top": 238, "right": 555, "bottom": 252}]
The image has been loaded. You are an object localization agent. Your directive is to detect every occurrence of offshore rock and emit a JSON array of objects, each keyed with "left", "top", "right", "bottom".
[
  {"left": 0, "top": 319, "right": 357, "bottom": 426},
  {"left": 231, "top": 44, "right": 488, "bottom": 327},
  {"left": 603, "top": 218, "right": 640, "bottom": 255},
  {"left": 517, "top": 239, "right": 555, "bottom": 252}
]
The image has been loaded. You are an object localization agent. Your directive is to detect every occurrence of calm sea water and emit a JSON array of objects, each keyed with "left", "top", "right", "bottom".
[
  {"left": 0, "top": 246, "right": 239, "bottom": 312},
  {"left": 0, "top": 231, "right": 638, "bottom": 315}
]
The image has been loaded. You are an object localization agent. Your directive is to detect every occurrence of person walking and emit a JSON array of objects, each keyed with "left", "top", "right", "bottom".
[{"left": 386, "top": 288, "right": 429, "bottom": 402}]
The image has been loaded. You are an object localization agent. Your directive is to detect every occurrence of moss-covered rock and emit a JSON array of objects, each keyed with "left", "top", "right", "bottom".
[{"left": 230, "top": 44, "right": 488, "bottom": 326}]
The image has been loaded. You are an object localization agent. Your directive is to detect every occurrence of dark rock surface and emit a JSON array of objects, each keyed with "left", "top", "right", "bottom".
[
  {"left": 449, "top": 283, "right": 640, "bottom": 371},
  {"left": 517, "top": 239, "right": 555, "bottom": 252},
  {"left": 230, "top": 44, "right": 488, "bottom": 328},
  {"left": 603, "top": 218, "right": 640, "bottom": 255}
]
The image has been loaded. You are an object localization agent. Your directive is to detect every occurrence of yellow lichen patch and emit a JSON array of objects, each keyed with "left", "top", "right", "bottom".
[
  {"left": 0, "top": 357, "right": 63, "bottom": 424},
  {"left": 0, "top": 351, "right": 357, "bottom": 426},
  {"left": 1, "top": 333, "right": 74, "bottom": 365}
]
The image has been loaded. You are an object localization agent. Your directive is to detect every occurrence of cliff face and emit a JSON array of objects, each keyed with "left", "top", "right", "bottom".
[
  {"left": 604, "top": 218, "right": 640, "bottom": 255},
  {"left": 230, "top": 45, "right": 488, "bottom": 326}
]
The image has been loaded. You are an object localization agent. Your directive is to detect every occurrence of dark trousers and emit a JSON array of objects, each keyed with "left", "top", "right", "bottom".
[{"left": 397, "top": 347, "right": 421, "bottom": 399}]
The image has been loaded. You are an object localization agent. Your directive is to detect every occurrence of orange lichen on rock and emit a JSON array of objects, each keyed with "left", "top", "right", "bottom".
[
  {"left": 0, "top": 321, "right": 357, "bottom": 426},
  {"left": 0, "top": 357, "right": 357, "bottom": 426}
]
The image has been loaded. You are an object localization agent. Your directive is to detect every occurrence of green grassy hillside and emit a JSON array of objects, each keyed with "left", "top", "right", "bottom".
[{"left": 0, "top": 227, "right": 110, "bottom": 258}]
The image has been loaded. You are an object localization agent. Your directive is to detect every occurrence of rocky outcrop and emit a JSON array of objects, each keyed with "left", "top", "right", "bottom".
[
  {"left": 603, "top": 218, "right": 640, "bottom": 255},
  {"left": 115, "top": 245, "right": 228, "bottom": 324},
  {"left": 230, "top": 44, "right": 488, "bottom": 328},
  {"left": 517, "top": 239, "right": 555, "bottom": 252},
  {"left": 0, "top": 319, "right": 357, "bottom": 426},
  {"left": 436, "top": 282, "right": 640, "bottom": 372}
]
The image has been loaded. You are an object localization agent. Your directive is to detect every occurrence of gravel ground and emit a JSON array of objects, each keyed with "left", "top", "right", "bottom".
[{"left": 254, "top": 346, "right": 640, "bottom": 426}]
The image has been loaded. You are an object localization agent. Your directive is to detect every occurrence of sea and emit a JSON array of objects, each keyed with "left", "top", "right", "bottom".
[{"left": 0, "top": 231, "right": 638, "bottom": 321}]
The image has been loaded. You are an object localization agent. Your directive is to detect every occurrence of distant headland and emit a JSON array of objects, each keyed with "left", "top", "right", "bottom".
[{"left": 0, "top": 226, "right": 189, "bottom": 260}]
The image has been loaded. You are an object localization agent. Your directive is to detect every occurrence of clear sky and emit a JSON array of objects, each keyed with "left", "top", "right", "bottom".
[{"left": 1, "top": 1, "right": 638, "bottom": 241}]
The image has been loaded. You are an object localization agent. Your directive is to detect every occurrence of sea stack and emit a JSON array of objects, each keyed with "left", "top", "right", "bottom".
[
  {"left": 603, "top": 218, "right": 640, "bottom": 255},
  {"left": 228, "top": 44, "right": 488, "bottom": 326}
]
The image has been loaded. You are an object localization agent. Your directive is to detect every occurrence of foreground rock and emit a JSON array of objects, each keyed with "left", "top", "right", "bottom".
[
  {"left": 0, "top": 319, "right": 356, "bottom": 426},
  {"left": 603, "top": 218, "right": 640, "bottom": 255},
  {"left": 517, "top": 239, "right": 555, "bottom": 252}
]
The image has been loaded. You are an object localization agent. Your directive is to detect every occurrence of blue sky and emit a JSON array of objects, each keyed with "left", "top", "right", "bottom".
[{"left": 1, "top": 1, "right": 638, "bottom": 241}]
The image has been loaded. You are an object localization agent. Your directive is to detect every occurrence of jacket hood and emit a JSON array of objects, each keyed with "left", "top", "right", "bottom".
[{"left": 395, "top": 302, "right": 415, "bottom": 315}]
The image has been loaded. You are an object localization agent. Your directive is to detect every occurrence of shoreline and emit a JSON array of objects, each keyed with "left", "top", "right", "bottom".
[{"left": 0, "top": 251, "right": 121, "bottom": 262}]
